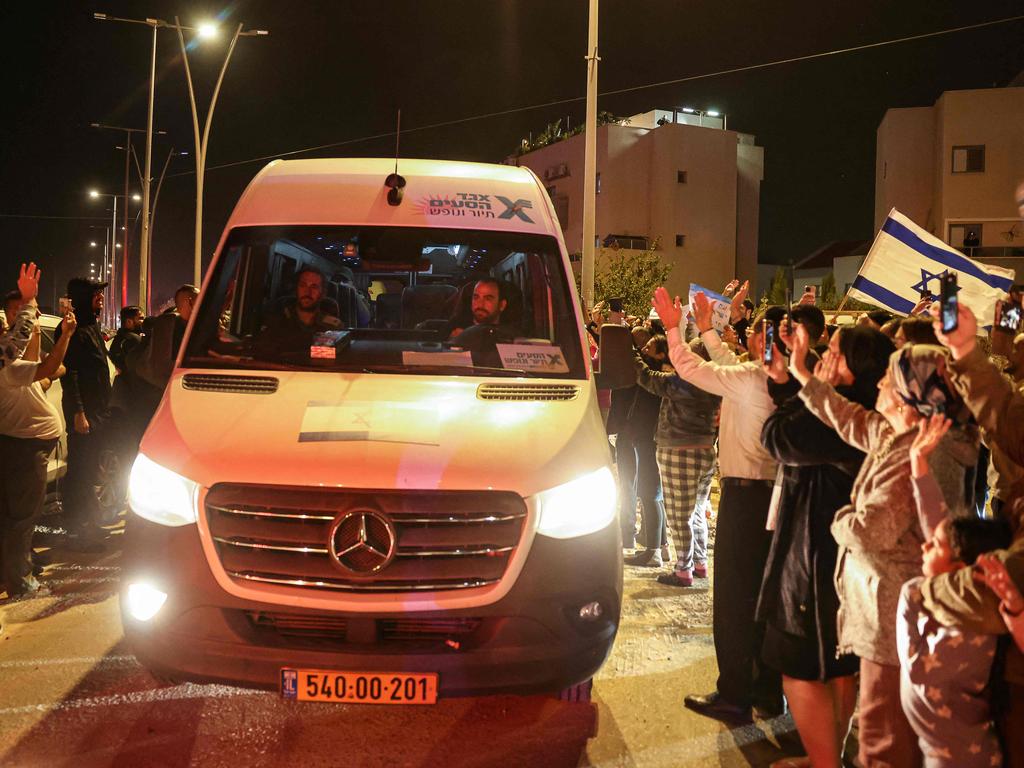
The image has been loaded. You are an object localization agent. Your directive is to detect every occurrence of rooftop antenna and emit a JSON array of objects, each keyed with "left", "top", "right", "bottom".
[{"left": 384, "top": 109, "right": 406, "bottom": 206}]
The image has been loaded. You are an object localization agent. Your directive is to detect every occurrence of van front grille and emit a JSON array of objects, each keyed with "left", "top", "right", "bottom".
[
  {"left": 205, "top": 485, "right": 527, "bottom": 595},
  {"left": 476, "top": 383, "right": 579, "bottom": 401}
]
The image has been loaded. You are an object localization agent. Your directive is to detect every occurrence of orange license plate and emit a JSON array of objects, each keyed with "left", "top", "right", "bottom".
[{"left": 280, "top": 668, "right": 438, "bottom": 704}]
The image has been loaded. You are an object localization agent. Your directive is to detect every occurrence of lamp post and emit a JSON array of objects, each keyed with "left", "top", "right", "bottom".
[
  {"left": 173, "top": 17, "right": 269, "bottom": 285},
  {"left": 89, "top": 190, "right": 140, "bottom": 326},
  {"left": 94, "top": 12, "right": 267, "bottom": 302},
  {"left": 91, "top": 122, "right": 166, "bottom": 308},
  {"left": 580, "top": 0, "right": 599, "bottom": 310}
]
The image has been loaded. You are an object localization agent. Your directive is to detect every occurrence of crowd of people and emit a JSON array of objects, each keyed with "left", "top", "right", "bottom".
[
  {"left": 0, "top": 264, "right": 198, "bottom": 609},
  {"left": 601, "top": 273, "right": 1024, "bottom": 766}
]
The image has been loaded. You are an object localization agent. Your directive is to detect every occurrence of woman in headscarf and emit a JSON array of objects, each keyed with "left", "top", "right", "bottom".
[
  {"left": 891, "top": 344, "right": 979, "bottom": 517},
  {"left": 785, "top": 329, "right": 971, "bottom": 768},
  {"left": 758, "top": 325, "right": 894, "bottom": 768}
]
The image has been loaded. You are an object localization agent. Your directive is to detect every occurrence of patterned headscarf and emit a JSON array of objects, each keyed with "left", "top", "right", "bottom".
[{"left": 888, "top": 344, "right": 966, "bottom": 422}]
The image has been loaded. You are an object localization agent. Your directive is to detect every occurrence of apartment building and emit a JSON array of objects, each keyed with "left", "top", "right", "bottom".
[
  {"left": 513, "top": 108, "right": 765, "bottom": 300},
  {"left": 875, "top": 84, "right": 1024, "bottom": 276}
]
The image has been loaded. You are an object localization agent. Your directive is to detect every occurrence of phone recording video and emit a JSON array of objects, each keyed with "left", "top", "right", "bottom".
[
  {"left": 996, "top": 286, "right": 1024, "bottom": 334},
  {"left": 58, "top": 296, "right": 72, "bottom": 316},
  {"left": 940, "top": 272, "right": 959, "bottom": 334},
  {"left": 763, "top": 321, "right": 775, "bottom": 364}
]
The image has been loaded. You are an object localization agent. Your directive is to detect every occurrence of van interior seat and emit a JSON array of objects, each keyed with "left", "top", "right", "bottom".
[
  {"left": 374, "top": 292, "right": 403, "bottom": 329},
  {"left": 401, "top": 284, "right": 457, "bottom": 329}
]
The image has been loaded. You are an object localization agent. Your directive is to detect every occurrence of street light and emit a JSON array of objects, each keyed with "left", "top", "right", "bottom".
[
  {"left": 173, "top": 16, "right": 270, "bottom": 285},
  {"left": 94, "top": 13, "right": 267, "bottom": 304},
  {"left": 197, "top": 22, "right": 218, "bottom": 39},
  {"left": 88, "top": 190, "right": 139, "bottom": 326}
]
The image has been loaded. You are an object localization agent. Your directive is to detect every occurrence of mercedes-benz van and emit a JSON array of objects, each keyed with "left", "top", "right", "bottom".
[{"left": 120, "top": 158, "right": 623, "bottom": 704}]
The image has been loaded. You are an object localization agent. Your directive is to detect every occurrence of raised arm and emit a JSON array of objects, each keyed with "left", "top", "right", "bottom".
[
  {"left": 761, "top": 391, "right": 863, "bottom": 468},
  {"left": 35, "top": 312, "right": 76, "bottom": 382},
  {"left": 934, "top": 302, "right": 1024, "bottom": 466},
  {"left": 909, "top": 413, "right": 952, "bottom": 539},
  {"left": 798, "top": 377, "right": 884, "bottom": 454}
]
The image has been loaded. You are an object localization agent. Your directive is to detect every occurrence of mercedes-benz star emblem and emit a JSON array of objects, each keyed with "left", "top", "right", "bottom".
[{"left": 328, "top": 510, "right": 397, "bottom": 575}]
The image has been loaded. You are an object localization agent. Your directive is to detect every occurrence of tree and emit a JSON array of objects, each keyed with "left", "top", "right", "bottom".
[
  {"left": 818, "top": 272, "right": 840, "bottom": 309},
  {"left": 761, "top": 267, "right": 788, "bottom": 305},
  {"left": 516, "top": 112, "right": 629, "bottom": 156},
  {"left": 574, "top": 239, "right": 672, "bottom": 317}
]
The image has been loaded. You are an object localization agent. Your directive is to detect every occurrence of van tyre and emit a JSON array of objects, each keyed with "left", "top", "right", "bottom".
[{"left": 556, "top": 678, "right": 593, "bottom": 703}]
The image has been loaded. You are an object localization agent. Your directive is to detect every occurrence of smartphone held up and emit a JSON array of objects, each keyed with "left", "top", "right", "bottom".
[
  {"left": 763, "top": 320, "right": 775, "bottom": 364},
  {"left": 940, "top": 272, "right": 959, "bottom": 334}
]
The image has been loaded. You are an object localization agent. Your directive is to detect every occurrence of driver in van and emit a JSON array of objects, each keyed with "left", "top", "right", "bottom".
[
  {"left": 256, "top": 267, "right": 341, "bottom": 357},
  {"left": 448, "top": 278, "right": 507, "bottom": 340}
]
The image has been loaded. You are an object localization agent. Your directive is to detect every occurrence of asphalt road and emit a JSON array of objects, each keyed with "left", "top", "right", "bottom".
[{"left": 0, "top": 522, "right": 804, "bottom": 768}]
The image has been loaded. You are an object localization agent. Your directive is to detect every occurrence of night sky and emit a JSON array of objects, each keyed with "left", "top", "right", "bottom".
[{"left": 2, "top": 1, "right": 1021, "bottom": 311}]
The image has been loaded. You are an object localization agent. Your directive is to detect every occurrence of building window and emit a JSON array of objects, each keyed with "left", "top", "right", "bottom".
[
  {"left": 603, "top": 234, "right": 649, "bottom": 250},
  {"left": 677, "top": 170, "right": 688, "bottom": 184},
  {"left": 951, "top": 145, "right": 985, "bottom": 174},
  {"left": 949, "top": 223, "right": 983, "bottom": 253},
  {"left": 596, "top": 172, "right": 601, "bottom": 194},
  {"left": 675, "top": 235, "right": 686, "bottom": 247}
]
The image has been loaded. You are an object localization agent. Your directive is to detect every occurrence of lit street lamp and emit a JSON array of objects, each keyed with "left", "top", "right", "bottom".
[
  {"left": 88, "top": 190, "right": 139, "bottom": 326},
  {"left": 91, "top": 122, "right": 166, "bottom": 308},
  {"left": 173, "top": 17, "right": 269, "bottom": 285}
]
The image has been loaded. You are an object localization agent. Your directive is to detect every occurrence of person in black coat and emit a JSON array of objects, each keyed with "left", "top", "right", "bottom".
[
  {"left": 757, "top": 323, "right": 894, "bottom": 767},
  {"left": 609, "top": 326, "right": 664, "bottom": 552},
  {"left": 56, "top": 277, "right": 113, "bottom": 549}
]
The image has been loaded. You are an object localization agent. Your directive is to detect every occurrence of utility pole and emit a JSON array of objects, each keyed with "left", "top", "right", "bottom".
[{"left": 581, "top": 0, "right": 600, "bottom": 309}]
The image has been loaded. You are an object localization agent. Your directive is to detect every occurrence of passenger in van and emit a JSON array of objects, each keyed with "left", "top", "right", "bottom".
[{"left": 256, "top": 267, "right": 341, "bottom": 357}]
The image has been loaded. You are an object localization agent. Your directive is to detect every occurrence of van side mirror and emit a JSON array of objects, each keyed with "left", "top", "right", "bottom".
[{"left": 594, "top": 324, "right": 635, "bottom": 390}]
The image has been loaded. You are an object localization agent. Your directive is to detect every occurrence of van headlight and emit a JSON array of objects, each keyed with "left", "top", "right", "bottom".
[
  {"left": 128, "top": 453, "right": 200, "bottom": 527},
  {"left": 534, "top": 467, "right": 617, "bottom": 539}
]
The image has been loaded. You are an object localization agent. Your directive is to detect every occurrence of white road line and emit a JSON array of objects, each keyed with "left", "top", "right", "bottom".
[
  {"left": 43, "top": 565, "right": 121, "bottom": 572},
  {"left": 44, "top": 576, "right": 120, "bottom": 585},
  {"left": 0, "top": 683, "right": 265, "bottom": 717},
  {"left": 0, "top": 655, "right": 138, "bottom": 669}
]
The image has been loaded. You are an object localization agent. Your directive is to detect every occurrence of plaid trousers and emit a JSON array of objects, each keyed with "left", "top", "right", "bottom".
[{"left": 655, "top": 445, "right": 716, "bottom": 571}]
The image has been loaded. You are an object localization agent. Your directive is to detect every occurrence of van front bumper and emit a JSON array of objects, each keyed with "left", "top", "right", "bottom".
[{"left": 120, "top": 515, "right": 622, "bottom": 697}]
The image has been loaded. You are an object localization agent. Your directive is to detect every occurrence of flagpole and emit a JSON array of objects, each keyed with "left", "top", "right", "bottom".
[{"left": 830, "top": 291, "right": 852, "bottom": 324}]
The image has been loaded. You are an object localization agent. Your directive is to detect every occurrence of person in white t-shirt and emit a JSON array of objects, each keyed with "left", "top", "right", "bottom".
[{"left": 0, "top": 296, "right": 75, "bottom": 599}]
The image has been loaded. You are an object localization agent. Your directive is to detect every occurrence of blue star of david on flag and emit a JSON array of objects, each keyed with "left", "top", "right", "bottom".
[{"left": 910, "top": 268, "right": 960, "bottom": 301}]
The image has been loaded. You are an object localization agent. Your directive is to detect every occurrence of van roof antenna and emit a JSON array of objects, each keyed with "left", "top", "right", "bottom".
[{"left": 385, "top": 109, "right": 406, "bottom": 207}]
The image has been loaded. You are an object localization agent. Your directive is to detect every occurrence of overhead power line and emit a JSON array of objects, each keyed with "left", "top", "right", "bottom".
[
  {"left": 165, "top": 12, "right": 1024, "bottom": 180},
  {"left": 0, "top": 214, "right": 111, "bottom": 221}
]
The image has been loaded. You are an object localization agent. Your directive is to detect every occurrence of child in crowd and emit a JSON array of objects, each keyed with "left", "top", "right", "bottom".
[{"left": 897, "top": 414, "right": 1013, "bottom": 767}]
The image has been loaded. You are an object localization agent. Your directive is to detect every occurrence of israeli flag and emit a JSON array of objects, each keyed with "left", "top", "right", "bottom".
[{"left": 850, "top": 208, "right": 1014, "bottom": 320}]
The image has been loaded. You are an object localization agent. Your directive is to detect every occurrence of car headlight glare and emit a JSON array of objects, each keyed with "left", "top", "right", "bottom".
[
  {"left": 534, "top": 467, "right": 617, "bottom": 539},
  {"left": 128, "top": 453, "right": 199, "bottom": 527}
]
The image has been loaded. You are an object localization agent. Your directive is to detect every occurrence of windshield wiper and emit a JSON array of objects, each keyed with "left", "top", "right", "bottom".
[{"left": 361, "top": 364, "right": 530, "bottom": 377}]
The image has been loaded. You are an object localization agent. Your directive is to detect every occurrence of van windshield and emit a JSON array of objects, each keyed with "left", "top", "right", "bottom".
[{"left": 184, "top": 226, "right": 586, "bottom": 379}]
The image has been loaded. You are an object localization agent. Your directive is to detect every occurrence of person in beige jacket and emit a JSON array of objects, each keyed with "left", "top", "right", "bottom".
[
  {"left": 924, "top": 300, "right": 1024, "bottom": 766},
  {"left": 788, "top": 326, "right": 969, "bottom": 768}
]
